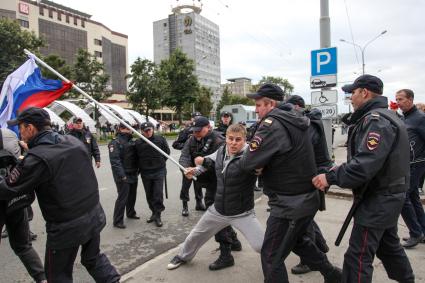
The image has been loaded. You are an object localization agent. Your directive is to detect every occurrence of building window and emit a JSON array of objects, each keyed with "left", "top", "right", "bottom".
[
  {"left": 94, "top": 51, "right": 102, "bottom": 58},
  {"left": 48, "top": 9, "right": 53, "bottom": 18},
  {"left": 57, "top": 11, "right": 61, "bottom": 21},
  {"left": 81, "top": 19, "right": 85, "bottom": 28},
  {"left": 74, "top": 17, "right": 78, "bottom": 25},
  {"left": 163, "top": 22, "right": 167, "bottom": 27},
  {"left": 39, "top": 6, "right": 44, "bottom": 16},
  {"left": 19, "top": 19, "right": 29, "bottom": 28},
  {"left": 94, "top": 39, "right": 102, "bottom": 46},
  {"left": 66, "top": 14, "right": 69, "bottom": 23}
]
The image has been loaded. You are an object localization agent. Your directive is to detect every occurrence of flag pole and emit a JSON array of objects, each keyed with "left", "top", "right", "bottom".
[{"left": 24, "top": 49, "right": 193, "bottom": 177}]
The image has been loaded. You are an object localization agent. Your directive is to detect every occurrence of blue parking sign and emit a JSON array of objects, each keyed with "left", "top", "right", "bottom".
[{"left": 311, "top": 47, "right": 337, "bottom": 76}]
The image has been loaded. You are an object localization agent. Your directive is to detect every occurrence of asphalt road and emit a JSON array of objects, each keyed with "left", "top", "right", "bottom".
[{"left": 0, "top": 139, "right": 236, "bottom": 283}]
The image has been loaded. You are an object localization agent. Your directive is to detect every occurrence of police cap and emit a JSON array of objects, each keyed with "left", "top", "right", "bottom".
[{"left": 7, "top": 107, "right": 51, "bottom": 127}]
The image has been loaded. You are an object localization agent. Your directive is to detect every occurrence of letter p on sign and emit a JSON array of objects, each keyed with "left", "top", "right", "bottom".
[{"left": 311, "top": 47, "right": 337, "bottom": 76}]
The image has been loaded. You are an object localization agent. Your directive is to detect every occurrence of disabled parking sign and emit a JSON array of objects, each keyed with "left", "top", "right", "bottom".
[{"left": 311, "top": 47, "right": 337, "bottom": 76}]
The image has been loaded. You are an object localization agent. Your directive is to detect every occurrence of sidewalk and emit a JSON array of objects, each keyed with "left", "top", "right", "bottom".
[{"left": 122, "top": 195, "right": 425, "bottom": 283}]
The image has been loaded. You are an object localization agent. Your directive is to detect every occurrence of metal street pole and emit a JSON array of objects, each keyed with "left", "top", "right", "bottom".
[{"left": 340, "top": 30, "right": 387, "bottom": 75}]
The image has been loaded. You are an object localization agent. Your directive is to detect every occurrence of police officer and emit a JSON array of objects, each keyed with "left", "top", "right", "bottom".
[
  {"left": 109, "top": 123, "right": 139, "bottom": 229},
  {"left": 68, "top": 117, "right": 101, "bottom": 168},
  {"left": 179, "top": 116, "right": 242, "bottom": 270},
  {"left": 214, "top": 111, "right": 233, "bottom": 137},
  {"left": 172, "top": 112, "right": 204, "bottom": 216},
  {"left": 241, "top": 84, "right": 341, "bottom": 283},
  {"left": 282, "top": 95, "right": 332, "bottom": 275},
  {"left": 313, "top": 75, "right": 414, "bottom": 283},
  {"left": 0, "top": 128, "right": 46, "bottom": 283},
  {"left": 135, "top": 122, "right": 169, "bottom": 227},
  {"left": 0, "top": 107, "right": 120, "bottom": 283}
]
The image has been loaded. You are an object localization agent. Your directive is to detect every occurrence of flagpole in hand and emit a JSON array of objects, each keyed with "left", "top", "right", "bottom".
[{"left": 24, "top": 49, "right": 194, "bottom": 179}]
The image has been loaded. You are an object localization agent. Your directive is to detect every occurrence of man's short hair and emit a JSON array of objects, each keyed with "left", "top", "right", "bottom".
[
  {"left": 226, "top": 124, "right": 247, "bottom": 138},
  {"left": 397, "top": 89, "right": 414, "bottom": 100}
]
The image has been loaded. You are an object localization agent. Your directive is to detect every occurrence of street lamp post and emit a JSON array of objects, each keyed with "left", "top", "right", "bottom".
[{"left": 340, "top": 30, "right": 387, "bottom": 75}]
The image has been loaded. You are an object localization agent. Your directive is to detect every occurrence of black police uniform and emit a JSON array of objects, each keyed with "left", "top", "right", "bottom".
[
  {"left": 109, "top": 132, "right": 139, "bottom": 227},
  {"left": 325, "top": 96, "right": 414, "bottom": 282},
  {"left": 0, "top": 130, "right": 119, "bottom": 283},
  {"left": 400, "top": 105, "right": 425, "bottom": 239},
  {"left": 0, "top": 129, "right": 45, "bottom": 282},
  {"left": 241, "top": 107, "right": 339, "bottom": 283},
  {"left": 172, "top": 125, "right": 203, "bottom": 206},
  {"left": 68, "top": 128, "right": 101, "bottom": 164},
  {"left": 135, "top": 132, "right": 170, "bottom": 223}
]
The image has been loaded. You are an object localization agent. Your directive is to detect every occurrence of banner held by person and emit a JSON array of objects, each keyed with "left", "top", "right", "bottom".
[{"left": 0, "top": 56, "right": 72, "bottom": 132}]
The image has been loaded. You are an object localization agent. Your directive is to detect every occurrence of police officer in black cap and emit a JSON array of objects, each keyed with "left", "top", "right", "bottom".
[
  {"left": 241, "top": 83, "right": 341, "bottom": 283},
  {"left": 109, "top": 123, "right": 139, "bottom": 229},
  {"left": 68, "top": 117, "right": 101, "bottom": 168},
  {"left": 313, "top": 74, "right": 414, "bottom": 283},
  {"left": 0, "top": 107, "right": 120, "bottom": 283},
  {"left": 179, "top": 116, "right": 242, "bottom": 270},
  {"left": 135, "top": 121, "right": 170, "bottom": 227},
  {"left": 214, "top": 111, "right": 233, "bottom": 137},
  {"left": 172, "top": 112, "right": 204, "bottom": 216}
]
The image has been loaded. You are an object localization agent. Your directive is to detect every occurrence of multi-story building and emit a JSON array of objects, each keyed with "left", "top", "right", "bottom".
[
  {"left": 0, "top": 0, "right": 128, "bottom": 94},
  {"left": 221, "top": 77, "right": 252, "bottom": 97},
  {"left": 153, "top": 2, "right": 221, "bottom": 109}
]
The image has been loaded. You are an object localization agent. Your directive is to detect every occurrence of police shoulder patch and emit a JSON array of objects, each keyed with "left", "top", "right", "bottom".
[
  {"left": 366, "top": 131, "right": 381, "bottom": 151},
  {"left": 249, "top": 135, "right": 263, "bottom": 152},
  {"left": 109, "top": 145, "right": 114, "bottom": 153}
]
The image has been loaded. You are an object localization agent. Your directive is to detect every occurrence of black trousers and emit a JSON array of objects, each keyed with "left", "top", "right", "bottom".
[
  {"left": 113, "top": 181, "right": 137, "bottom": 225},
  {"left": 261, "top": 215, "right": 333, "bottom": 283},
  {"left": 300, "top": 220, "right": 329, "bottom": 264},
  {"left": 179, "top": 174, "right": 203, "bottom": 202},
  {"left": 141, "top": 176, "right": 165, "bottom": 214},
  {"left": 45, "top": 233, "right": 120, "bottom": 283},
  {"left": 6, "top": 208, "right": 45, "bottom": 282},
  {"left": 342, "top": 223, "right": 414, "bottom": 283}
]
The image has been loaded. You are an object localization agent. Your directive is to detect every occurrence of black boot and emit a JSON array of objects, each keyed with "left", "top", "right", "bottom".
[
  {"left": 154, "top": 212, "right": 163, "bottom": 227},
  {"left": 182, "top": 201, "right": 189, "bottom": 217},
  {"left": 230, "top": 231, "right": 242, "bottom": 251},
  {"left": 209, "top": 243, "right": 234, "bottom": 271},
  {"left": 195, "top": 200, "right": 206, "bottom": 211},
  {"left": 147, "top": 213, "right": 155, "bottom": 223},
  {"left": 321, "top": 263, "right": 342, "bottom": 283}
]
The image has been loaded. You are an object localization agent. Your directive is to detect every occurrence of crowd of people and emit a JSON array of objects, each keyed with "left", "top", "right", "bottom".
[{"left": 0, "top": 74, "right": 424, "bottom": 282}]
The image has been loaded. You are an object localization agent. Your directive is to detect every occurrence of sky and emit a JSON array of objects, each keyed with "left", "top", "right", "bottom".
[{"left": 54, "top": 0, "right": 425, "bottom": 111}]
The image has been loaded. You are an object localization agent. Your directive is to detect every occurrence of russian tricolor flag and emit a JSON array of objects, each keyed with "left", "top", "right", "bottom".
[{"left": 0, "top": 56, "right": 72, "bottom": 129}]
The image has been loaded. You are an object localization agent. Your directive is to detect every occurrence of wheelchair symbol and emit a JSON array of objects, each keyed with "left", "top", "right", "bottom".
[{"left": 319, "top": 92, "right": 328, "bottom": 103}]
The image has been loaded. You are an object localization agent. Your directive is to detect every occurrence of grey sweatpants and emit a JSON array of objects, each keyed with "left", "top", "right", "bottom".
[{"left": 178, "top": 205, "right": 264, "bottom": 261}]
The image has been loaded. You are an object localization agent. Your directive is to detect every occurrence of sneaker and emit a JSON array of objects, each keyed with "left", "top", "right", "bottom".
[
  {"left": 291, "top": 262, "right": 311, "bottom": 275},
  {"left": 167, "top": 255, "right": 185, "bottom": 270}
]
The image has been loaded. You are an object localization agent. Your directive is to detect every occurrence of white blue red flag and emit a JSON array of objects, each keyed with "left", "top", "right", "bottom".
[{"left": 0, "top": 56, "right": 72, "bottom": 129}]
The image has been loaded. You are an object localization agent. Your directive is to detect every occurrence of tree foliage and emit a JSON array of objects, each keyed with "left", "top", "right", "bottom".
[
  {"left": 126, "top": 58, "right": 164, "bottom": 120},
  {"left": 251, "top": 76, "right": 294, "bottom": 100},
  {"left": 194, "top": 86, "right": 214, "bottom": 117},
  {"left": 0, "top": 19, "right": 44, "bottom": 85},
  {"left": 41, "top": 54, "right": 74, "bottom": 99},
  {"left": 73, "top": 49, "right": 110, "bottom": 122},
  {"left": 216, "top": 86, "right": 254, "bottom": 118},
  {"left": 159, "top": 49, "right": 199, "bottom": 124}
]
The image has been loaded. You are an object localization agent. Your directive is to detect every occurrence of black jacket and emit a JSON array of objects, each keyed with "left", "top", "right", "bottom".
[
  {"left": 68, "top": 129, "right": 101, "bottom": 162},
  {"left": 326, "top": 96, "right": 409, "bottom": 228},
  {"left": 402, "top": 105, "right": 425, "bottom": 161},
  {"left": 135, "top": 134, "right": 170, "bottom": 179},
  {"left": 241, "top": 108, "right": 319, "bottom": 219},
  {"left": 108, "top": 133, "right": 138, "bottom": 183},
  {"left": 172, "top": 126, "right": 191, "bottom": 150},
  {"left": 203, "top": 145, "right": 256, "bottom": 216},
  {"left": 0, "top": 130, "right": 104, "bottom": 249},
  {"left": 179, "top": 130, "right": 224, "bottom": 184},
  {"left": 214, "top": 123, "right": 229, "bottom": 138}
]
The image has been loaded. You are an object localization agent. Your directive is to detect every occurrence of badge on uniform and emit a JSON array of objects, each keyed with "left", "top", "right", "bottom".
[
  {"left": 86, "top": 138, "right": 91, "bottom": 144},
  {"left": 366, "top": 132, "right": 380, "bottom": 151},
  {"left": 109, "top": 145, "right": 114, "bottom": 153},
  {"left": 7, "top": 167, "right": 21, "bottom": 184},
  {"left": 249, "top": 135, "right": 263, "bottom": 152}
]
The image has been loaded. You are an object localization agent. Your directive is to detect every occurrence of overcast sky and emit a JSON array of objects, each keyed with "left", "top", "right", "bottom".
[{"left": 54, "top": 0, "right": 425, "bottom": 108}]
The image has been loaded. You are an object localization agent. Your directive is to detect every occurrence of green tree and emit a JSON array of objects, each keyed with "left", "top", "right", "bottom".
[
  {"left": 251, "top": 76, "right": 294, "bottom": 100},
  {"left": 159, "top": 49, "right": 199, "bottom": 124},
  {"left": 73, "top": 49, "right": 110, "bottom": 123},
  {"left": 0, "top": 19, "right": 44, "bottom": 84},
  {"left": 126, "top": 58, "right": 164, "bottom": 120},
  {"left": 195, "top": 86, "right": 213, "bottom": 117},
  {"left": 41, "top": 54, "right": 74, "bottom": 99}
]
